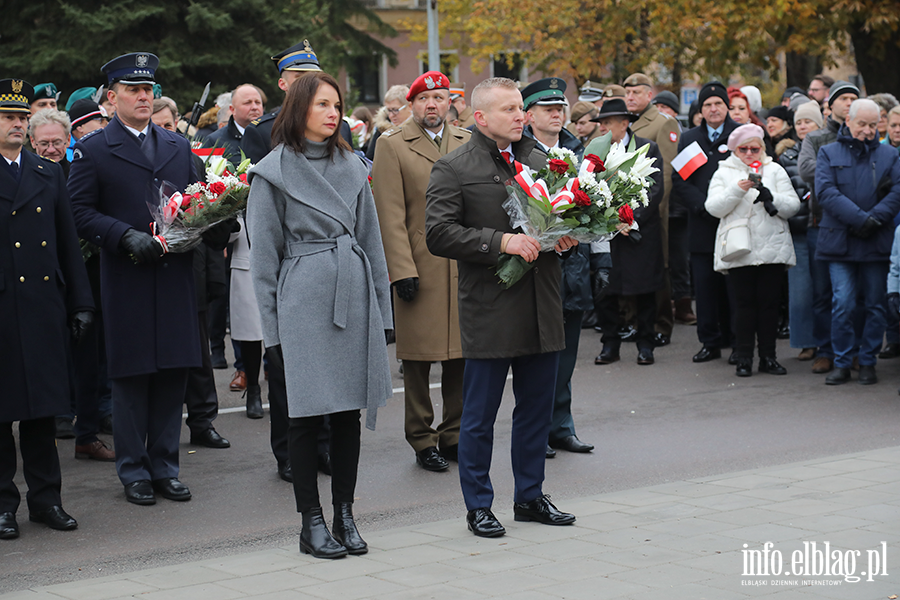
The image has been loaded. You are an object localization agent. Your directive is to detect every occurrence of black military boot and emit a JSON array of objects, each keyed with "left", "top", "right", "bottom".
[
  {"left": 332, "top": 502, "right": 368, "bottom": 555},
  {"left": 299, "top": 507, "right": 347, "bottom": 559}
]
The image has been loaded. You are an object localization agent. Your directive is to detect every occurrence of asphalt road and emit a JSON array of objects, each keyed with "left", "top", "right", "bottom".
[{"left": 3, "top": 323, "right": 899, "bottom": 592}]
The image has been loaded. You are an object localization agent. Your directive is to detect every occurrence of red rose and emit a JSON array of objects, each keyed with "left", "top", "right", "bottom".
[
  {"left": 223, "top": 169, "right": 232, "bottom": 177},
  {"left": 585, "top": 154, "right": 606, "bottom": 173},
  {"left": 239, "top": 173, "right": 247, "bottom": 183},
  {"left": 548, "top": 159, "right": 569, "bottom": 174},
  {"left": 573, "top": 189, "right": 591, "bottom": 207},
  {"left": 209, "top": 181, "right": 226, "bottom": 196},
  {"left": 618, "top": 204, "right": 634, "bottom": 225},
  {"left": 180, "top": 194, "right": 192, "bottom": 208}
]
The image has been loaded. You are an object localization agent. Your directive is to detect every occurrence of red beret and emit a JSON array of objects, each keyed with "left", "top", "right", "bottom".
[{"left": 406, "top": 71, "right": 449, "bottom": 101}]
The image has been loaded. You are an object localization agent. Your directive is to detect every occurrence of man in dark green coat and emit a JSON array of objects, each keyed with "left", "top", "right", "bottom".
[{"left": 426, "top": 77, "right": 577, "bottom": 539}]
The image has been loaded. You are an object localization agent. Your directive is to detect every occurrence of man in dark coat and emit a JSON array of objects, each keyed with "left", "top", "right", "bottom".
[
  {"left": 590, "top": 99, "right": 666, "bottom": 366},
  {"left": 426, "top": 77, "right": 577, "bottom": 539},
  {"left": 521, "top": 77, "right": 585, "bottom": 160},
  {"left": 69, "top": 53, "right": 202, "bottom": 506},
  {"left": 815, "top": 98, "right": 900, "bottom": 385},
  {"left": 671, "top": 82, "right": 740, "bottom": 363},
  {"left": 202, "top": 84, "right": 264, "bottom": 163},
  {"left": 0, "top": 78, "right": 93, "bottom": 539}
]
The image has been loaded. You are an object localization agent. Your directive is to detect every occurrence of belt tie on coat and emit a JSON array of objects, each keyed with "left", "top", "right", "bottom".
[{"left": 286, "top": 235, "right": 354, "bottom": 329}]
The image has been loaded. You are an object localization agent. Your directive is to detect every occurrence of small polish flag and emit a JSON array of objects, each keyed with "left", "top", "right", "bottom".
[{"left": 672, "top": 141, "right": 707, "bottom": 180}]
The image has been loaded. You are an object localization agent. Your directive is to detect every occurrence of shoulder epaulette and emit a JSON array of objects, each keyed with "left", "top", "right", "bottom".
[{"left": 251, "top": 112, "right": 277, "bottom": 127}]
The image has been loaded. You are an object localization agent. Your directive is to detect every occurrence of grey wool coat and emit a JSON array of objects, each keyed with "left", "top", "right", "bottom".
[{"left": 247, "top": 141, "right": 393, "bottom": 430}]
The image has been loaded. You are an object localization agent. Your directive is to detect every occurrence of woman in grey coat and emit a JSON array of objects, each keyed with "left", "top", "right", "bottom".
[{"left": 247, "top": 72, "right": 393, "bottom": 560}]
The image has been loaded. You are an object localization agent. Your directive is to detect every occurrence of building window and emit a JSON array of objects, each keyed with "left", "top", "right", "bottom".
[
  {"left": 349, "top": 54, "right": 381, "bottom": 105},
  {"left": 492, "top": 53, "right": 525, "bottom": 81},
  {"left": 419, "top": 51, "right": 459, "bottom": 82}
]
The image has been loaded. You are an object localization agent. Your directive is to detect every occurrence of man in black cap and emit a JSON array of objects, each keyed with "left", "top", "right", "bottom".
[
  {"left": 69, "top": 99, "right": 108, "bottom": 141},
  {"left": 69, "top": 53, "right": 231, "bottom": 506},
  {"left": 652, "top": 91, "right": 681, "bottom": 125},
  {"left": 0, "top": 78, "right": 94, "bottom": 539},
  {"left": 671, "top": 82, "right": 740, "bottom": 364},
  {"left": 521, "top": 77, "right": 583, "bottom": 159},
  {"left": 242, "top": 40, "right": 351, "bottom": 163}
]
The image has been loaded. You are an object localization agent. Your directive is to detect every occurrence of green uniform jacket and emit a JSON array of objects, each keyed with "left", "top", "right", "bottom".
[{"left": 425, "top": 128, "right": 565, "bottom": 359}]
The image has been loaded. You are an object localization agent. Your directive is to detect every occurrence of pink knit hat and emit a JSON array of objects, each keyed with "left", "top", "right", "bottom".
[{"left": 727, "top": 124, "right": 766, "bottom": 152}]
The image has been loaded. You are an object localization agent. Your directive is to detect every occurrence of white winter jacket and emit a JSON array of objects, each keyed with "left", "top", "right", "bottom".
[{"left": 705, "top": 153, "right": 800, "bottom": 273}]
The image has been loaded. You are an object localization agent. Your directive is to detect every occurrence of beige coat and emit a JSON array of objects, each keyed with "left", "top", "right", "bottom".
[
  {"left": 457, "top": 106, "right": 475, "bottom": 129},
  {"left": 372, "top": 119, "right": 471, "bottom": 361},
  {"left": 631, "top": 104, "right": 680, "bottom": 259}
]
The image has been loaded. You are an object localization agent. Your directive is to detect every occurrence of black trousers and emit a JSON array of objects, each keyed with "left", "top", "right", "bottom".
[
  {"left": 72, "top": 314, "right": 107, "bottom": 445},
  {"left": 691, "top": 252, "right": 735, "bottom": 348},
  {"left": 184, "top": 309, "right": 218, "bottom": 434},
  {"left": 550, "top": 310, "right": 582, "bottom": 442},
  {"left": 668, "top": 217, "right": 692, "bottom": 300},
  {"left": 0, "top": 417, "right": 62, "bottom": 513},
  {"left": 598, "top": 292, "right": 656, "bottom": 350},
  {"left": 289, "top": 410, "right": 360, "bottom": 512},
  {"left": 729, "top": 264, "right": 786, "bottom": 359}
]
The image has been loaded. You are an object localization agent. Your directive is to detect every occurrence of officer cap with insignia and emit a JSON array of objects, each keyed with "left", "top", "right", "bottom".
[
  {"left": 623, "top": 73, "right": 653, "bottom": 89},
  {"left": 603, "top": 84, "right": 626, "bottom": 99},
  {"left": 449, "top": 82, "right": 466, "bottom": 101},
  {"left": 101, "top": 52, "right": 159, "bottom": 85},
  {"left": 33, "top": 83, "right": 60, "bottom": 102},
  {"left": 407, "top": 71, "right": 449, "bottom": 101},
  {"left": 578, "top": 80, "right": 604, "bottom": 103},
  {"left": 0, "top": 79, "right": 34, "bottom": 113},
  {"left": 521, "top": 77, "right": 568, "bottom": 111},
  {"left": 271, "top": 40, "right": 322, "bottom": 74}
]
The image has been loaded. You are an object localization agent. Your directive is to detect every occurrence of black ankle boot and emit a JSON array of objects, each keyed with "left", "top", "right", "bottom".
[
  {"left": 300, "top": 507, "right": 347, "bottom": 559},
  {"left": 735, "top": 358, "right": 753, "bottom": 377},
  {"left": 332, "top": 502, "right": 368, "bottom": 555},
  {"left": 245, "top": 385, "right": 263, "bottom": 419}
]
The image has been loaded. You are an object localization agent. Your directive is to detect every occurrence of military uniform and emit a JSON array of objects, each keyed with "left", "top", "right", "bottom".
[
  {"left": 372, "top": 77, "right": 470, "bottom": 463},
  {"left": 0, "top": 79, "right": 91, "bottom": 536}
]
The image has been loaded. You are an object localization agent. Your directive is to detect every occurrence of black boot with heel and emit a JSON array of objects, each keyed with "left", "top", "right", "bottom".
[
  {"left": 299, "top": 507, "right": 347, "bottom": 559},
  {"left": 332, "top": 502, "right": 368, "bottom": 555}
]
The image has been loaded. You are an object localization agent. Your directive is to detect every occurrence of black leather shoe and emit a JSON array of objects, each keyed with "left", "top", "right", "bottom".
[
  {"left": 318, "top": 452, "right": 332, "bottom": 476},
  {"left": 549, "top": 435, "right": 594, "bottom": 453},
  {"left": 0, "top": 512, "right": 18, "bottom": 539},
  {"left": 124, "top": 480, "right": 156, "bottom": 505},
  {"left": 879, "top": 343, "right": 900, "bottom": 359},
  {"left": 546, "top": 445, "right": 556, "bottom": 459},
  {"left": 440, "top": 444, "right": 458, "bottom": 462},
  {"left": 735, "top": 359, "right": 753, "bottom": 377},
  {"left": 758, "top": 357, "right": 787, "bottom": 375},
  {"left": 99, "top": 414, "right": 114, "bottom": 435},
  {"left": 278, "top": 461, "right": 294, "bottom": 483},
  {"left": 300, "top": 507, "right": 347, "bottom": 559},
  {"left": 416, "top": 446, "right": 449, "bottom": 472},
  {"left": 692, "top": 346, "right": 721, "bottom": 363},
  {"left": 825, "top": 367, "right": 852, "bottom": 385},
  {"left": 246, "top": 385, "right": 264, "bottom": 419},
  {"left": 637, "top": 347, "right": 655, "bottom": 365},
  {"left": 190, "top": 427, "right": 231, "bottom": 449},
  {"left": 858, "top": 365, "right": 877, "bottom": 385},
  {"left": 466, "top": 508, "right": 505, "bottom": 537},
  {"left": 595, "top": 345, "right": 620, "bottom": 364},
  {"left": 513, "top": 495, "right": 575, "bottom": 525},
  {"left": 727, "top": 350, "right": 739, "bottom": 365},
  {"left": 652, "top": 332, "right": 670, "bottom": 347},
  {"left": 332, "top": 503, "right": 367, "bottom": 555},
  {"left": 29, "top": 506, "right": 77, "bottom": 531},
  {"left": 152, "top": 478, "right": 191, "bottom": 501}
]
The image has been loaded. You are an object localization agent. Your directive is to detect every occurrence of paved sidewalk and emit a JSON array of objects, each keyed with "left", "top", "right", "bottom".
[{"left": 4, "top": 447, "right": 900, "bottom": 600}]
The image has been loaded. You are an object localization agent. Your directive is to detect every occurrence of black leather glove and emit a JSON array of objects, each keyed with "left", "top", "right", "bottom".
[
  {"left": 393, "top": 277, "right": 419, "bottom": 302},
  {"left": 266, "top": 345, "right": 284, "bottom": 373},
  {"left": 385, "top": 329, "right": 394, "bottom": 345},
  {"left": 69, "top": 310, "right": 93, "bottom": 343},
  {"left": 120, "top": 228, "right": 162, "bottom": 264},
  {"left": 592, "top": 268, "right": 610, "bottom": 303},
  {"left": 753, "top": 186, "right": 778, "bottom": 216},
  {"left": 202, "top": 217, "right": 239, "bottom": 250},
  {"left": 853, "top": 216, "right": 883, "bottom": 239},
  {"left": 889, "top": 293, "right": 900, "bottom": 316}
]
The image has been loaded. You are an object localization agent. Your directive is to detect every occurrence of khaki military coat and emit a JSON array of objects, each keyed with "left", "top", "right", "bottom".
[
  {"left": 457, "top": 106, "right": 476, "bottom": 129},
  {"left": 631, "top": 104, "right": 680, "bottom": 260},
  {"left": 373, "top": 119, "right": 470, "bottom": 361},
  {"left": 425, "top": 129, "right": 565, "bottom": 359}
]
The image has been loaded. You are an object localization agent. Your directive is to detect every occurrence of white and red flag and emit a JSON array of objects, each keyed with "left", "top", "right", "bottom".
[{"left": 672, "top": 141, "right": 707, "bottom": 180}]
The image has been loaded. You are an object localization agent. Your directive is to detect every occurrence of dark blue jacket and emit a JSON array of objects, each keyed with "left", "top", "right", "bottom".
[
  {"left": 69, "top": 116, "right": 202, "bottom": 378},
  {"left": 815, "top": 126, "right": 900, "bottom": 262},
  {"left": 202, "top": 115, "right": 244, "bottom": 164},
  {"left": 523, "top": 125, "right": 585, "bottom": 161},
  {"left": 671, "top": 116, "right": 740, "bottom": 253},
  {"left": 0, "top": 151, "right": 93, "bottom": 421}
]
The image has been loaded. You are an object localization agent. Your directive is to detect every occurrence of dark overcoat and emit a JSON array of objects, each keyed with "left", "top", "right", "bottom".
[
  {"left": 202, "top": 116, "right": 244, "bottom": 164},
  {"left": 606, "top": 133, "right": 666, "bottom": 296},
  {"left": 425, "top": 128, "right": 565, "bottom": 359},
  {"left": 68, "top": 116, "right": 201, "bottom": 379},
  {"left": 0, "top": 152, "right": 93, "bottom": 422}
]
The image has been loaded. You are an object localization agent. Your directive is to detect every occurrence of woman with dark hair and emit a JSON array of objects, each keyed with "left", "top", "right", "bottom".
[{"left": 247, "top": 72, "right": 393, "bottom": 559}]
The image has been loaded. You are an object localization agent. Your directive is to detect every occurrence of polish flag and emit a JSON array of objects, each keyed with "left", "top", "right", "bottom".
[{"left": 672, "top": 142, "right": 707, "bottom": 180}]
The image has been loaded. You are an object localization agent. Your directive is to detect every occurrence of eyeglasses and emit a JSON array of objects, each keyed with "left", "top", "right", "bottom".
[
  {"left": 808, "top": 86, "right": 826, "bottom": 93},
  {"left": 736, "top": 146, "right": 761, "bottom": 155},
  {"left": 386, "top": 107, "right": 404, "bottom": 115},
  {"left": 35, "top": 139, "right": 68, "bottom": 150}
]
